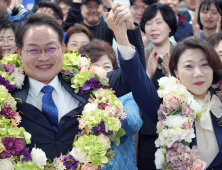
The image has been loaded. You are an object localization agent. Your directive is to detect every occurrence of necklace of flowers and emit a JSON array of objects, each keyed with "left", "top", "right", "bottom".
[
  {"left": 0, "top": 50, "right": 127, "bottom": 170},
  {"left": 155, "top": 76, "right": 206, "bottom": 170}
]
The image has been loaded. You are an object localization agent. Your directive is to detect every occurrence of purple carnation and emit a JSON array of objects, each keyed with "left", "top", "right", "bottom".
[
  {"left": 3, "top": 64, "right": 16, "bottom": 74},
  {"left": 78, "top": 78, "right": 102, "bottom": 95},
  {"left": 0, "top": 75, "right": 15, "bottom": 92},
  {"left": 20, "top": 147, "right": 32, "bottom": 162},
  {"left": 1, "top": 137, "right": 24, "bottom": 158},
  {"left": 98, "top": 104, "right": 110, "bottom": 110},
  {"left": 63, "top": 154, "right": 79, "bottom": 169},
  {"left": 180, "top": 103, "right": 192, "bottom": 117},
  {"left": 92, "top": 121, "right": 113, "bottom": 136},
  {"left": 0, "top": 108, "right": 17, "bottom": 119}
]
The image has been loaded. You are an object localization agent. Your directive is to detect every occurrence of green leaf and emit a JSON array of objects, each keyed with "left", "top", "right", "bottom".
[
  {"left": 61, "top": 75, "right": 73, "bottom": 82},
  {"left": 0, "top": 61, "right": 5, "bottom": 72},
  {"left": 99, "top": 79, "right": 109, "bottom": 87},
  {"left": 106, "top": 150, "right": 115, "bottom": 160},
  {"left": 164, "top": 163, "right": 172, "bottom": 170},
  {"left": 115, "top": 128, "right": 126, "bottom": 138},
  {"left": 169, "top": 104, "right": 182, "bottom": 115},
  {"left": 209, "top": 87, "right": 217, "bottom": 96},
  {"left": 181, "top": 140, "right": 190, "bottom": 146},
  {"left": 114, "top": 137, "right": 120, "bottom": 146},
  {"left": 107, "top": 134, "right": 116, "bottom": 141}
]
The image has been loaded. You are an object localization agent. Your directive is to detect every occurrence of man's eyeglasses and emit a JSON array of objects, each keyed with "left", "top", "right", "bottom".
[{"left": 24, "top": 44, "right": 60, "bottom": 58}]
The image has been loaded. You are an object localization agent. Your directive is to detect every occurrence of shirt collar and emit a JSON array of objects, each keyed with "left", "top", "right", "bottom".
[
  {"left": 28, "top": 75, "right": 60, "bottom": 98},
  {"left": 188, "top": 10, "right": 194, "bottom": 19}
]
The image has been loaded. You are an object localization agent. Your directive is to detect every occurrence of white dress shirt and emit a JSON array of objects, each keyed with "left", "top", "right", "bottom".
[
  {"left": 188, "top": 10, "right": 195, "bottom": 24},
  {"left": 26, "top": 76, "right": 80, "bottom": 123}
]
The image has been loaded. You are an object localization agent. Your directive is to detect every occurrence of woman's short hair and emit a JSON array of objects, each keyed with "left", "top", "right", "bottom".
[
  {"left": 169, "top": 38, "right": 222, "bottom": 84},
  {"left": 78, "top": 39, "right": 118, "bottom": 69},
  {"left": 206, "top": 32, "right": 222, "bottom": 48},
  {"left": 0, "top": 18, "right": 16, "bottom": 33},
  {"left": 140, "top": 3, "right": 177, "bottom": 37},
  {"left": 197, "top": 0, "right": 222, "bottom": 30},
  {"left": 65, "top": 24, "right": 93, "bottom": 46}
]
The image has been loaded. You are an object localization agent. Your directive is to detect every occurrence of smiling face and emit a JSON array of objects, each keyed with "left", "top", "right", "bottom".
[
  {"left": 159, "top": 0, "right": 180, "bottom": 16},
  {"left": 145, "top": 10, "right": 171, "bottom": 45},
  {"left": 93, "top": 54, "right": 113, "bottom": 72},
  {"left": 81, "top": 0, "right": 103, "bottom": 27},
  {"left": 66, "top": 32, "right": 90, "bottom": 51},
  {"left": 130, "top": 0, "right": 148, "bottom": 24},
  {"left": 17, "top": 25, "right": 65, "bottom": 85},
  {"left": 200, "top": 2, "right": 220, "bottom": 31},
  {"left": 175, "top": 48, "right": 213, "bottom": 99},
  {"left": 0, "top": 28, "right": 16, "bottom": 56}
]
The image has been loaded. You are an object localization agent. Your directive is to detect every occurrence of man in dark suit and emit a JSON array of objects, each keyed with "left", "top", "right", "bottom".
[
  {"left": 159, "top": 0, "right": 193, "bottom": 42},
  {"left": 180, "top": 0, "right": 202, "bottom": 23},
  {"left": 12, "top": 5, "right": 145, "bottom": 160}
]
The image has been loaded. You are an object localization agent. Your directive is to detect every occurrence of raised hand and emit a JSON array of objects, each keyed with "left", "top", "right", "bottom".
[
  {"left": 216, "top": 16, "right": 221, "bottom": 33},
  {"left": 192, "top": 18, "right": 200, "bottom": 39},
  {"left": 146, "top": 50, "right": 159, "bottom": 80},
  {"left": 161, "top": 53, "right": 170, "bottom": 76}
]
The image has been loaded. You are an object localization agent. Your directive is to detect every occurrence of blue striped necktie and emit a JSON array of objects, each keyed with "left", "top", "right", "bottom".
[{"left": 41, "top": 85, "right": 58, "bottom": 131}]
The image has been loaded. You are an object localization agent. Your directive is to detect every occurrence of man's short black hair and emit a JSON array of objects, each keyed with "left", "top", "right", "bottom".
[
  {"left": 15, "top": 13, "right": 64, "bottom": 49},
  {"left": 33, "top": 1, "right": 64, "bottom": 21},
  {"left": 0, "top": 18, "right": 16, "bottom": 32},
  {"left": 130, "top": 0, "right": 157, "bottom": 6},
  {"left": 140, "top": 3, "right": 177, "bottom": 37},
  {"left": 56, "top": 0, "right": 72, "bottom": 6}
]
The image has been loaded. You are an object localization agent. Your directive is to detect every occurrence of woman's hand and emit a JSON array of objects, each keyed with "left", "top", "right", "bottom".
[
  {"left": 146, "top": 50, "right": 159, "bottom": 80},
  {"left": 161, "top": 53, "right": 170, "bottom": 76},
  {"left": 192, "top": 18, "right": 200, "bottom": 39},
  {"left": 216, "top": 16, "right": 221, "bottom": 33}
]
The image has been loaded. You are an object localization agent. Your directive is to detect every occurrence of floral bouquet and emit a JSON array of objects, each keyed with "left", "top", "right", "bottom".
[
  {"left": 155, "top": 77, "right": 206, "bottom": 170},
  {"left": 61, "top": 49, "right": 109, "bottom": 95},
  {"left": 0, "top": 51, "right": 126, "bottom": 170}
]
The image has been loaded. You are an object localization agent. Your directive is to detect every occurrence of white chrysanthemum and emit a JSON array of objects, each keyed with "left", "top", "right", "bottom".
[
  {"left": 31, "top": 148, "right": 47, "bottom": 169},
  {"left": 163, "top": 115, "right": 188, "bottom": 128},
  {"left": 94, "top": 66, "right": 107, "bottom": 80},
  {"left": 158, "top": 77, "right": 176, "bottom": 89},
  {"left": 69, "top": 147, "right": 89, "bottom": 163},
  {"left": 0, "top": 158, "right": 14, "bottom": 170},
  {"left": 187, "top": 97, "right": 202, "bottom": 114},
  {"left": 98, "top": 134, "right": 111, "bottom": 149},
  {"left": 155, "top": 148, "right": 166, "bottom": 169},
  {"left": 10, "top": 68, "right": 25, "bottom": 89},
  {"left": 80, "top": 56, "right": 90, "bottom": 67},
  {"left": 82, "top": 103, "right": 98, "bottom": 115}
]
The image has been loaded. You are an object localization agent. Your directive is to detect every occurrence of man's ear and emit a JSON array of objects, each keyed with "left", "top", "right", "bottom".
[
  {"left": 61, "top": 43, "right": 66, "bottom": 59},
  {"left": 16, "top": 47, "right": 23, "bottom": 63}
]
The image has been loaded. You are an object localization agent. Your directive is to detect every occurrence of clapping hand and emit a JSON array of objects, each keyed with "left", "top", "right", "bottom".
[
  {"left": 216, "top": 16, "right": 221, "bottom": 33},
  {"left": 146, "top": 50, "right": 159, "bottom": 79},
  {"left": 161, "top": 53, "right": 170, "bottom": 76}
]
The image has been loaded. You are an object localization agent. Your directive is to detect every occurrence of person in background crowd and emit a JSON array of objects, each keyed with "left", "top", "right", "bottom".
[
  {"left": 56, "top": 0, "right": 72, "bottom": 22},
  {"left": 206, "top": 32, "right": 222, "bottom": 60},
  {"left": 138, "top": 3, "right": 177, "bottom": 170},
  {"left": 159, "top": 0, "right": 193, "bottom": 42},
  {"left": 79, "top": 39, "right": 143, "bottom": 170},
  {"left": 65, "top": 24, "right": 93, "bottom": 50},
  {"left": 0, "top": 18, "right": 16, "bottom": 57},
  {"left": 192, "top": 0, "right": 222, "bottom": 40},
  {"left": 34, "top": 1, "right": 64, "bottom": 26},
  {"left": 180, "top": 0, "right": 202, "bottom": 23},
  {"left": 8, "top": 0, "right": 28, "bottom": 16},
  {"left": 0, "top": 0, "right": 40, "bottom": 25}
]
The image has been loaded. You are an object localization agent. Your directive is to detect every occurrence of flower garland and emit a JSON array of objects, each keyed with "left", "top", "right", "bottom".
[
  {"left": 155, "top": 76, "right": 206, "bottom": 170},
  {"left": 0, "top": 51, "right": 126, "bottom": 170}
]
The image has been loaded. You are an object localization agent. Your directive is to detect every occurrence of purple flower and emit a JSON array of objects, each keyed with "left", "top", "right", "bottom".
[
  {"left": 0, "top": 108, "right": 17, "bottom": 119},
  {"left": 0, "top": 75, "right": 15, "bottom": 92},
  {"left": 92, "top": 121, "right": 113, "bottom": 136},
  {"left": 180, "top": 103, "right": 192, "bottom": 117},
  {"left": 61, "top": 70, "right": 73, "bottom": 76},
  {"left": 157, "top": 104, "right": 168, "bottom": 120},
  {"left": 98, "top": 104, "right": 110, "bottom": 110},
  {"left": 3, "top": 64, "right": 16, "bottom": 74},
  {"left": 78, "top": 78, "right": 102, "bottom": 95},
  {"left": 63, "top": 154, "right": 79, "bottom": 169},
  {"left": 20, "top": 147, "right": 32, "bottom": 162},
  {"left": 1, "top": 137, "right": 24, "bottom": 158}
]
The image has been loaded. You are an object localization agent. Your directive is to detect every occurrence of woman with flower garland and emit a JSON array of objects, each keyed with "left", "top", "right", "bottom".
[
  {"left": 116, "top": 37, "right": 222, "bottom": 169},
  {"left": 79, "top": 39, "right": 143, "bottom": 170}
]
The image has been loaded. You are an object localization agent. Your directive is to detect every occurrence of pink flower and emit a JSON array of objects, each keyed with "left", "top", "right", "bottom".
[
  {"left": 115, "top": 118, "right": 121, "bottom": 128},
  {"left": 163, "top": 94, "right": 182, "bottom": 111},
  {"left": 81, "top": 163, "right": 95, "bottom": 170},
  {"left": 191, "top": 159, "right": 206, "bottom": 170},
  {"left": 156, "top": 121, "right": 163, "bottom": 131}
]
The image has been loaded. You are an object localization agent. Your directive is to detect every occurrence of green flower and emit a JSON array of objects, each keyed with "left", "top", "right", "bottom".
[
  {"left": 2, "top": 54, "right": 23, "bottom": 68},
  {"left": 13, "top": 161, "right": 41, "bottom": 170},
  {"left": 71, "top": 67, "right": 91, "bottom": 93},
  {"left": 83, "top": 109, "right": 105, "bottom": 127},
  {"left": 62, "top": 52, "right": 81, "bottom": 71},
  {"left": 103, "top": 116, "right": 120, "bottom": 132},
  {"left": 74, "top": 134, "right": 108, "bottom": 168}
]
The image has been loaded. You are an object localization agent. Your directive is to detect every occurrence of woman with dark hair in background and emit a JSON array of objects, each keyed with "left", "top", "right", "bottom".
[
  {"left": 65, "top": 24, "right": 93, "bottom": 51},
  {"left": 206, "top": 32, "right": 222, "bottom": 60},
  {"left": 79, "top": 39, "right": 142, "bottom": 170},
  {"left": 0, "top": 18, "right": 16, "bottom": 57}
]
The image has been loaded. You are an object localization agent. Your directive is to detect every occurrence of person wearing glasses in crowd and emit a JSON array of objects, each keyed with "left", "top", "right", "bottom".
[
  {"left": 56, "top": 0, "right": 72, "bottom": 22},
  {"left": 12, "top": 1, "right": 145, "bottom": 160}
]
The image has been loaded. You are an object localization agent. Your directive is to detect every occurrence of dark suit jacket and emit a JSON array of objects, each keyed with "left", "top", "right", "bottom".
[
  {"left": 118, "top": 43, "right": 222, "bottom": 170},
  {"left": 11, "top": 26, "right": 145, "bottom": 160},
  {"left": 174, "top": 15, "right": 193, "bottom": 42},
  {"left": 179, "top": 11, "right": 191, "bottom": 23}
]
